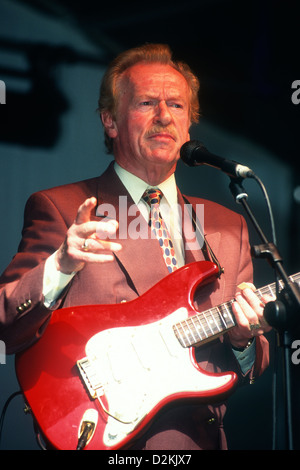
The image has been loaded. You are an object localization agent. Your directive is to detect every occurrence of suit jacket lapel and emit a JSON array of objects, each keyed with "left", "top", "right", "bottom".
[
  {"left": 177, "top": 190, "right": 221, "bottom": 266},
  {"left": 177, "top": 191, "right": 223, "bottom": 373},
  {"left": 177, "top": 190, "right": 206, "bottom": 265},
  {"left": 94, "top": 163, "right": 169, "bottom": 296}
]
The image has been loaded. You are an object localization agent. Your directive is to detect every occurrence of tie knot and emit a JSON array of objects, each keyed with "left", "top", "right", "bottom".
[{"left": 142, "top": 188, "right": 163, "bottom": 207}]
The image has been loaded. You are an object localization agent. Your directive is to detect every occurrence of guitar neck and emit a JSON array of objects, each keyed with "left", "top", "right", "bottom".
[{"left": 173, "top": 272, "right": 300, "bottom": 348}]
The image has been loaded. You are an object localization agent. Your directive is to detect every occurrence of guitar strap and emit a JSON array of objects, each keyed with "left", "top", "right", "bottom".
[{"left": 182, "top": 195, "right": 224, "bottom": 278}]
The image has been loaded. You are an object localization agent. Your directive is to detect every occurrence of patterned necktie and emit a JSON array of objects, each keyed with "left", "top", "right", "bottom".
[{"left": 142, "top": 188, "right": 178, "bottom": 273}]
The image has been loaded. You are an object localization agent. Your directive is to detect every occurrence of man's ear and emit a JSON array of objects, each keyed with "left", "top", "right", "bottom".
[{"left": 101, "top": 111, "right": 118, "bottom": 139}]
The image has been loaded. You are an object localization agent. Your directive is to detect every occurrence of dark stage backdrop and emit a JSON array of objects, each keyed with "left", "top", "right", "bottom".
[{"left": 0, "top": 0, "right": 299, "bottom": 450}]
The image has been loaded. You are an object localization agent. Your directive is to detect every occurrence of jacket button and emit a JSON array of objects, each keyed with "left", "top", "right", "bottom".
[
  {"left": 16, "top": 299, "right": 32, "bottom": 313},
  {"left": 207, "top": 417, "right": 216, "bottom": 424},
  {"left": 23, "top": 300, "right": 32, "bottom": 309}
]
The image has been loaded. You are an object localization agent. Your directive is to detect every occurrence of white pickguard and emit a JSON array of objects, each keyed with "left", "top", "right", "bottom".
[{"left": 84, "top": 307, "right": 232, "bottom": 447}]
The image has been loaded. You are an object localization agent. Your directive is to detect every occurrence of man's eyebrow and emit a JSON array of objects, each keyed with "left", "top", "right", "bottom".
[
  {"left": 136, "top": 92, "right": 185, "bottom": 101},
  {"left": 135, "top": 92, "right": 158, "bottom": 99}
]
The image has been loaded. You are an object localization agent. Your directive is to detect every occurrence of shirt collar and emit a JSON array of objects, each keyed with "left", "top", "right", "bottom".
[{"left": 114, "top": 162, "right": 178, "bottom": 206}]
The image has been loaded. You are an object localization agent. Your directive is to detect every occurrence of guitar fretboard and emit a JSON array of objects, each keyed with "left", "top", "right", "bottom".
[{"left": 173, "top": 272, "right": 300, "bottom": 348}]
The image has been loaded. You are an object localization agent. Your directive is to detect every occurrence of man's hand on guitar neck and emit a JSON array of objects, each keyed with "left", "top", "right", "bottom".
[{"left": 229, "top": 283, "right": 273, "bottom": 349}]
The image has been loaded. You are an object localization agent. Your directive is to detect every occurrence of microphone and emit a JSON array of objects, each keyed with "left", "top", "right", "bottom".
[
  {"left": 180, "top": 140, "right": 254, "bottom": 178},
  {"left": 76, "top": 408, "right": 98, "bottom": 450}
]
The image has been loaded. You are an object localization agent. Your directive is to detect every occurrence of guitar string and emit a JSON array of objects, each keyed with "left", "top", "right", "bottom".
[
  {"left": 173, "top": 273, "right": 300, "bottom": 348},
  {"left": 174, "top": 300, "right": 236, "bottom": 348}
]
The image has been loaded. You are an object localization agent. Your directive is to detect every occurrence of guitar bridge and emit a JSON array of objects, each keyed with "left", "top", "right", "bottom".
[
  {"left": 77, "top": 356, "right": 105, "bottom": 399},
  {"left": 77, "top": 356, "right": 135, "bottom": 426}
]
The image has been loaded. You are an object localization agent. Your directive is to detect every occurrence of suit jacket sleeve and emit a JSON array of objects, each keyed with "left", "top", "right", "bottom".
[
  {"left": 0, "top": 191, "right": 71, "bottom": 353},
  {"left": 227, "top": 213, "right": 269, "bottom": 383},
  {"left": 193, "top": 209, "right": 269, "bottom": 385}
]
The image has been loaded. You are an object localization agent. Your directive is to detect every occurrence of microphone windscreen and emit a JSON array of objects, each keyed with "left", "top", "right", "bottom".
[{"left": 180, "top": 140, "right": 209, "bottom": 166}]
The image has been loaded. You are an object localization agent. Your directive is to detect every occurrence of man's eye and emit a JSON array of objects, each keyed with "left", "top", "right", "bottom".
[
  {"left": 140, "top": 101, "right": 153, "bottom": 106},
  {"left": 169, "top": 103, "right": 183, "bottom": 109}
]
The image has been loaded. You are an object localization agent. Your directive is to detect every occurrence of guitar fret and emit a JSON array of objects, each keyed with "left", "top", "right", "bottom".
[
  {"left": 189, "top": 317, "right": 203, "bottom": 342},
  {"left": 181, "top": 322, "right": 193, "bottom": 346},
  {"left": 194, "top": 315, "right": 208, "bottom": 339},
  {"left": 255, "top": 273, "right": 300, "bottom": 301},
  {"left": 185, "top": 319, "right": 197, "bottom": 344},
  {"left": 202, "top": 308, "right": 228, "bottom": 335},
  {"left": 211, "top": 303, "right": 235, "bottom": 331},
  {"left": 268, "top": 284, "right": 274, "bottom": 296},
  {"left": 216, "top": 306, "right": 227, "bottom": 329},
  {"left": 174, "top": 322, "right": 189, "bottom": 347},
  {"left": 207, "top": 309, "right": 221, "bottom": 333},
  {"left": 203, "top": 313, "right": 214, "bottom": 335},
  {"left": 223, "top": 302, "right": 235, "bottom": 327},
  {"left": 256, "top": 288, "right": 262, "bottom": 299}
]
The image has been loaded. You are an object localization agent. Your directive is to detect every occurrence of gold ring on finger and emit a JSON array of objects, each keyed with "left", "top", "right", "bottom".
[{"left": 81, "top": 238, "right": 90, "bottom": 252}]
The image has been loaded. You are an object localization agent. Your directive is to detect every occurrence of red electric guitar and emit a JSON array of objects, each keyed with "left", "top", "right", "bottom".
[{"left": 15, "top": 261, "right": 299, "bottom": 450}]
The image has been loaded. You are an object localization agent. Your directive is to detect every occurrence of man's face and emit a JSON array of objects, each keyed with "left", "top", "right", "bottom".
[{"left": 103, "top": 62, "right": 191, "bottom": 182}]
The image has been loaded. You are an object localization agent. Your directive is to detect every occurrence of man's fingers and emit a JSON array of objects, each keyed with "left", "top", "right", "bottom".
[
  {"left": 79, "top": 237, "right": 122, "bottom": 254},
  {"left": 232, "top": 286, "right": 273, "bottom": 341},
  {"left": 76, "top": 220, "right": 119, "bottom": 240},
  {"left": 56, "top": 198, "right": 121, "bottom": 274},
  {"left": 231, "top": 298, "right": 261, "bottom": 335},
  {"left": 237, "top": 287, "right": 264, "bottom": 316},
  {"left": 238, "top": 283, "right": 274, "bottom": 331},
  {"left": 231, "top": 300, "right": 250, "bottom": 330},
  {"left": 75, "top": 238, "right": 122, "bottom": 264},
  {"left": 95, "top": 219, "right": 119, "bottom": 239},
  {"left": 75, "top": 197, "right": 97, "bottom": 225}
]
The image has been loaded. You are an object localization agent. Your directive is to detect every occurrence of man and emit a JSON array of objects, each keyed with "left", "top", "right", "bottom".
[{"left": 0, "top": 44, "right": 272, "bottom": 449}]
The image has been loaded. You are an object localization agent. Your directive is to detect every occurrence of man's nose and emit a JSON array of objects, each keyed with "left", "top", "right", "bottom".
[{"left": 154, "top": 101, "right": 172, "bottom": 125}]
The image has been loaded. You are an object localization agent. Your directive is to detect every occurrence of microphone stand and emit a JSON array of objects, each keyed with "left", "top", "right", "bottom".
[{"left": 229, "top": 177, "right": 300, "bottom": 450}]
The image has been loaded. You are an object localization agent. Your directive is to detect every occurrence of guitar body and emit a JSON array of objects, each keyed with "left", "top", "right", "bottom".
[{"left": 15, "top": 261, "right": 238, "bottom": 450}]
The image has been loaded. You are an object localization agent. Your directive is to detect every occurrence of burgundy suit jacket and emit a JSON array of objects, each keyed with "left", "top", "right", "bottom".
[{"left": 0, "top": 162, "right": 269, "bottom": 449}]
